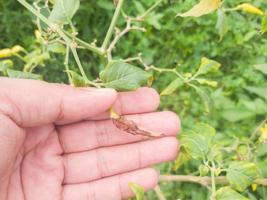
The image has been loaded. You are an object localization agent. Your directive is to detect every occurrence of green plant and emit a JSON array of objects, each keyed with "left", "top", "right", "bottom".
[{"left": 1, "top": 0, "right": 267, "bottom": 199}]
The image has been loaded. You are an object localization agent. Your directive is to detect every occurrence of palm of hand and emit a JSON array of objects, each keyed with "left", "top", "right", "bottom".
[{"left": 0, "top": 79, "right": 179, "bottom": 200}]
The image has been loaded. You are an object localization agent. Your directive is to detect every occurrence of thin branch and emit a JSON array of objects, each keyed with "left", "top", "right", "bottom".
[
  {"left": 102, "top": 0, "right": 125, "bottom": 50},
  {"left": 139, "top": 0, "right": 165, "bottom": 19},
  {"left": 64, "top": 45, "right": 72, "bottom": 84},
  {"left": 106, "top": 17, "right": 145, "bottom": 61},
  {"left": 70, "top": 46, "right": 88, "bottom": 81},
  {"left": 160, "top": 175, "right": 267, "bottom": 186},
  {"left": 154, "top": 185, "right": 167, "bottom": 200}
]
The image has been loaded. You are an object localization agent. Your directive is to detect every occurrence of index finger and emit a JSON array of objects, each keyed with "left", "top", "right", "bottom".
[{"left": 89, "top": 87, "right": 160, "bottom": 120}]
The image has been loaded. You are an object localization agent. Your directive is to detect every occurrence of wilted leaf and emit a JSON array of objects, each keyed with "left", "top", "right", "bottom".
[
  {"left": 177, "top": 0, "right": 220, "bottom": 18},
  {"left": 197, "top": 57, "right": 221, "bottom": 76},
  {"left": 227, "top": 161, "right": 259, "bottom": 192},
  {"left": 129, "top": 183, "right": 144, "bottom": 200},
  {"left": 6, "top": 69, "right": 42, "bottom": 80},
  {"left": 254, "top": 64, "right": 267, "bottom": 75},
  {"left": 49, "top": 0, "right": 80, "bottom": 25},
  {"left": 160, "top": 78, "right": 183, "bottom": 96},
  {"left": 215, "top": 187, "right": 249, "bottom": 200},
  {"left": 216, "top": 8, "right": 228, "bottom": 40},
  {"left": 100, "top": 61, "right": 151, "bottom": 91}
]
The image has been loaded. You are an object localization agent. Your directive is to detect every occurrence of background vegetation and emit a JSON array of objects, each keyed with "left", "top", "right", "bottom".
[{"left": 1, "top": 0, "right": 267, "bottom": 199}]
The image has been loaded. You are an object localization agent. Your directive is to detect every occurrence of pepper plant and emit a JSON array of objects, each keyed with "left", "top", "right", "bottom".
[{"left": 1, "top": 0, "right": 267, "bottom": 199}]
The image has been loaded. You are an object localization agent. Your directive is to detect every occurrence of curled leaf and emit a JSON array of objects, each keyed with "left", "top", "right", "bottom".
[
  {"left": 177, "top": 0, "right": 220, "bottom": 18},
  {"left": 113, "top": 117, "right": 164, "bottom": 138}
]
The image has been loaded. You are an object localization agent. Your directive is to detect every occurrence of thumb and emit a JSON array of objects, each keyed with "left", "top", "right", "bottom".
[
  {"left": 0, "top": 78, "right": 117, "bottom": 127},
  {"left": 0, "top": 78, "right": 117, "bottom": 198}
]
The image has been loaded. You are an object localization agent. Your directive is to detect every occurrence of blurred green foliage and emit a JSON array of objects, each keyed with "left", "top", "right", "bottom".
[{"left": 1, "top": 0, "right": 267, "bottom": 199}]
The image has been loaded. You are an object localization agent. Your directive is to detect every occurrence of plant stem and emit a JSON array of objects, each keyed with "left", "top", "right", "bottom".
[
  {"left": 101, "top": 0, "right": 125, "bottom": 50},
  {"left": 146, "top": 65, "right": 185, "bottom": 80},
  {"left": 64, "top": 45, "right": 72, "bottom": 84},
  {"left": 160, "top": 175, "right": 267, "bottom": 186},
  {"left": 17, "top": 0, "right": 103, "bottom": 56},
  {"left": 70, "top": 47, "right": 88, "bottom": 81},
  {"left": 63, "top": 31, "right": 104, "bottom": 55},
  {"left": 139, "top": 0, "right": 164, "bottom": 19},
  {"left": 154, "top": 185, "right": 167, "bottom": 200},
  {"left": 210, "top": 162, "right": 216, "bottom": 200}
]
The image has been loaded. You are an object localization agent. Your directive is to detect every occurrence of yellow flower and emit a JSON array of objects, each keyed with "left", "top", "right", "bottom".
[
  {"left": 237, "top": 3, "right": 264, "bottom": 15},
  {"left": 0, "top": 48, "right": 12, "bottom": 59}
]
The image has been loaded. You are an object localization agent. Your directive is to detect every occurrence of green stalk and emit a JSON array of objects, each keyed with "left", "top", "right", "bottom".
[
  {"left": 140, "top": 0, "right": 164, "bottom": 19},
  {"left": 64, "top": 45, "right": 72, "bottom": 84},
  {"left": 70, "top": 47, "right": 88, "bottom": 81},
  {"left": 101, "top": 0, "right": 125, "bottom": 50},
  {"left": 17, "top": 0, "right": 103, "bottom": 56},
  {"left": 210, "top": 162, "right": 217, "bottom": 200},
  {"left": 63, "top": 31, "right": 104, "bottom": 55}
]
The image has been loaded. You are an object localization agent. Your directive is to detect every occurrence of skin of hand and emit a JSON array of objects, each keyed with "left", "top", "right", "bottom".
[{"left": 0, "top": 78, "right": 180, "bottom": 200}]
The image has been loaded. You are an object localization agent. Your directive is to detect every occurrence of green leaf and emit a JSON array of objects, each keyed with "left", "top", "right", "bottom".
[
  {"left": 160, "top": 78, "right": 183, "bottom": 96},
  {"left": 6, "top": 69, "right": 42, "bottom": 80},
  {"left": 245, "top": 86, "right": 267, "bottom": 101},
  {"left": 197, "top": 57, "right": 221, "bottom": 76},
  {"left": 100, "top": 61, "right": 151, "bottom": 92},
  {"left": 49, "top": 0, "right": 80, "bottom": 25},
  {"left": 226, "top": 161, "right": 259, "bottom": 192},
  {"left": 216, "top": 8, "right": 228, "bottom": 40},
  {"left": 254, "top": 64, "right": 267, "bottom": 75},
  {"left": 177, "top": 0, "right": 220, "bottom": 18},
  {"left": 128, "top": 183, "right": 144, "bottom": 200},
  {"left": 215, "top": 187, "right": 249, "bottom": 200},
  {"left": 133, "top": 1, "right": 145, "bottom": 14},
  {"left": 221, "top": 108, "right": 254, "bottom": 122},
  {"left": 47, "top": 43, "right": 66, "bottom": 54},
  {"left": 242, "top": 98, "right": 267, "bottom": 115},
  {"left": 68, "top": 70, "right": 87, "bottom": 87},
  {"left": 180, "top": 123, "right": 216, "bottom": 160}
]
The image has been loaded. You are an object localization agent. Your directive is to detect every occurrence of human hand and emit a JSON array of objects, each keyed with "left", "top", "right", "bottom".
[{"left": 0, "top": 78, "right": 180, "bottom": 200}]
